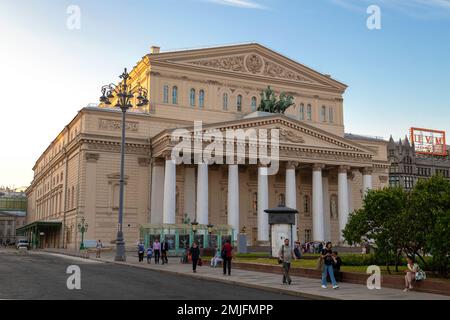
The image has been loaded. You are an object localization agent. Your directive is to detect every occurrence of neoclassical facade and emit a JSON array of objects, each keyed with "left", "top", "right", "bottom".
[{"left": 25, "top": 43, "right": 389, "bottom": 249}]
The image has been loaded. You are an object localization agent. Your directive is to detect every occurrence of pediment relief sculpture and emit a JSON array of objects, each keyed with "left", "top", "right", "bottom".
[
  {"left": 275, "top": 126, "right": 305, "bottom": 144},
  {"left": 185, "top": 53, "right": 318, "bottom": 83}
]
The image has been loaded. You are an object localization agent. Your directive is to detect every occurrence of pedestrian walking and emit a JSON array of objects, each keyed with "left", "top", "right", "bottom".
[
  {"left": 189, "top": 242, "right": 200, "bottom": 273},
  {"left": 153, "top": 239, "right": 161, "bottom": 264},
  {"left": 146, "top": 246, "right": 153, "bottom": 264},
  {"left": 331, "top": 251, "right": 342, "bottom": 282},
  {"left": 138, "top": 241, "right": 145, "bottom": 262},
  {"left": 161, "top": 239, "right": 169, "bottom": 264},
  {"left": 278, "top": 238, "right": 297, "bottom": 285},
  {"left": 95, "top": 240, "right": 103, "bottom": 258},
  {"left": 320, "top": 242, "right": 339, "bottom": 289},
  {"left": 221, "top": 239, "right": 233, "bottom": 275}
]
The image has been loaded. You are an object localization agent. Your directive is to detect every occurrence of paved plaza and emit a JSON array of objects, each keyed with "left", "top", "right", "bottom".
[{"left": 91, "top": 250, "right": 449, "bottom": 300}]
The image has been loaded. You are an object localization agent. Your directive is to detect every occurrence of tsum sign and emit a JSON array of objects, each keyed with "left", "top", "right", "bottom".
[{"left": 410, "top": 127, "right": 447, "bottom": 156}]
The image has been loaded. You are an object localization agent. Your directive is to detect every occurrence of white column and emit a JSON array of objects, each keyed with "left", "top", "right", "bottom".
[
  {"left": 163, "top": 158, "right": 176, "bottom": 224},
  {"left": 322, "top": 172, "right": 331, "bottom": 242},
  {"left": 196, "top": 163, "right": 209, "bottom": 225},
  {"left": 347, "top": 171, "right": 354, "bottom": 215},
  {"left": 227, "top": 164, "right": 239, "bottom": 241},
  {"left": 338, "top": 166, "right": 350, "bottom": 243},
  {"left": 257, "top": 165, "right": 269, "bottom": 243},
  {"left": 312, "top": 164, "right": 324, "bottom": 242},
  {"left": 285, "top": 162, "right": 298, "bottom": 242},
  {"left": 184, "top": 166, "right": 196, "bottom": 222},
  {"left": 150, "top": 159, "right": 165, "bottom": 224},
  {"left": 362, "top": 167, "right": 373, "bottom": 197}
]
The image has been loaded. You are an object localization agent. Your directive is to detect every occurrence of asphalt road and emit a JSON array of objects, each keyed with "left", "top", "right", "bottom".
[{"left": 0, "top": 250, "right": 303, "bottom": 300}]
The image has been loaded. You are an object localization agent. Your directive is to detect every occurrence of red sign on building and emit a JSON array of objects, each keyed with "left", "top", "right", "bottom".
[{"left": 410, "top": 127, "right": 447, "bottom": 156}]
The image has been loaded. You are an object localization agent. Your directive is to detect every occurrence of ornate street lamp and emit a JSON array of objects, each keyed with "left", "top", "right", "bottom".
[
  {"left": 99, "top": 68, "right": 149, "bottom": 261},
  {"left": 191, "top": 220, "right": 199, "bottom": 246},
  {"left": 207, "top": 224, "right": 214, "bottom": 248},
  {"left": 78, "top": 218, "right": 88, "bottom": 250}
]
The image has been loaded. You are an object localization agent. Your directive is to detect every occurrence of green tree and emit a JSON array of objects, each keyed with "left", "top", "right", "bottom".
[
  {"left": 343, "top": 187, "right": 408, "bottom": 273},
  {"left": 410, "top": 175, "right": 450, "bottom": 276},
  {"left": 344, "top": 175, "right": 450, "bottom": 277}
]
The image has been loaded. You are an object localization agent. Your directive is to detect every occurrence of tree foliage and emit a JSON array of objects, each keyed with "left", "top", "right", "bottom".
[{"left": 343, "top": 175, "right": 450, "bottom": 277}]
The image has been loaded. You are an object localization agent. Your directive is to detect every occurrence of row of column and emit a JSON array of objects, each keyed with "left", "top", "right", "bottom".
[{"left": 152, "top": 158, "right": 373, "bottom": 243}]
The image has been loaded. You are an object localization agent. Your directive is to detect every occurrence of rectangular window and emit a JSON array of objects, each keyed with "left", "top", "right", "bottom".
[
  {"left": 329, "top": 107, "right": 334, "bottom": 123},
  {"left": 307, "top": 104, "right": 312, "bottom": 120}
]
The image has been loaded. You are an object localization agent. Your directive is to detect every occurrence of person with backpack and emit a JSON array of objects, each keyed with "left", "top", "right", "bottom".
[
  {"left": 320, "top": 242, "right": 339, "bottom": 289},
  {"left": 278, "top": 238, "right": 297, "bottom": 285},
  {"left": 221, "top": 239, "right": 233, "bottom": 276},
  {"left": 146, "top": 245, "right": 153, "bottom": 264},
  {"left": 137, "top": 241, "right": 145, "bottom": 262},
  {"left": 404, "top": 256, "right": 426, "bottom": 292},
  {"left": 189, "top": 242, "right": 200, "bottom": 273}
]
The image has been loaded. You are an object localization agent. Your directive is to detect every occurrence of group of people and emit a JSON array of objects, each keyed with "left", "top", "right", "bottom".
[
  {"left": 189, "top": 240, "right": 233, "bottom": 275},
  {"left": 137, "top": 239, "right": 169, "bottom": 264},
  {"left": 278, "top": 239, "right": 341, "bottom": 288},
  {"left": 137, "top": 238, "right": 234, "bottom": 276}
]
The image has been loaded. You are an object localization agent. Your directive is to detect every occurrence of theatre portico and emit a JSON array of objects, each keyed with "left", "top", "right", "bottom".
[{"left": 24, "top": 43, "right": 389, "bottom": 250}]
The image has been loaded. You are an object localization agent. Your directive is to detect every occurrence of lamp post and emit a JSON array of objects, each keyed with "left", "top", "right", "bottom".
[
  {"left": 207, "top": 224, "right": 214, "bottom": 248},
  {"left": 99, "top": 68, "right": 149, "bottom": 261},
  {"left": 78, "top": 218, "right": 88, "bottom": 250},
  {"left": 191, "top": 221, "right": 198, "bottom": 246}
]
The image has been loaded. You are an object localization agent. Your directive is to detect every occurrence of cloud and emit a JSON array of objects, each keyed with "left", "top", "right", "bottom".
[{"left": 204, "top": 0, "right": 268, "bottom": 10}]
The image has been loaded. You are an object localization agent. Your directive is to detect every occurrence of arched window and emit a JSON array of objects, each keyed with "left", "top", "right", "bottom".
[
  {"left": 199, "top": 89, "right": 205, "bottom": 108},
  {"left": 321, "top": 105, "right": 327, "bottom": 122},
  {"left": 237, "top": 94, "right": 242, "bottom": 112},
  {"left": 251, "top": 96, "right": 257, "bottom": 112},
  {"left": 163, "top": 85, "right": 169, "bottom": 103},
  {"left": 190, "top": 88, "right": 196, "bottom": 107},
  {"left": 223, "top": 93, "right": 228, "bottom": 110},
  {"left": 303, "top": 195, "right": 310, "bottom": 216},
  {"left": 172, "top": 86, "right": 178, "bottom": 104},
  {"left": 329, "top": 106, "right": 334, "bottom": 123},
  {"left": 307, "top": 104, "right": 312, "bottom": 120},
  {"left": 299, "top": 103, "right": 305, "bottom": 120}
]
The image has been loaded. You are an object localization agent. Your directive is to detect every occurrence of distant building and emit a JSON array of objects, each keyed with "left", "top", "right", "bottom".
[
  {"left": 0, "top": 196, "right": 27, "bottom": 245},
  {"left": 387, "top": 136, "right": 450, "bottom": 190}
]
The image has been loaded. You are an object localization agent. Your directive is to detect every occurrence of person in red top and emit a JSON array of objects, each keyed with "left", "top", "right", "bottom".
[{"left": 221, "top": 239, "right": 233, "bottom": 276}]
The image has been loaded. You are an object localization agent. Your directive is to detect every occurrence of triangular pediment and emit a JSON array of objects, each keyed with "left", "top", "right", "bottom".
[
  {"left": 149, "top": 43, "right": 347, "bottom": 91},
  {"left": 164, "top": 114, "right": 373, "bottom": 157}
]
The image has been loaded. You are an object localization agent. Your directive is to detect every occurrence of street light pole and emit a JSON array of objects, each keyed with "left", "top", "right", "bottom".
[
  {"left": 78, "top": 218, "right": 88, "bottom": 251},
  {"left": 100, "top": 68, "right": 149, "bottom": 262}
]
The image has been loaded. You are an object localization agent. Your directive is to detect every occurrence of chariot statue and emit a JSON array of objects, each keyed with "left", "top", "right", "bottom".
[{"left": 257, "top": 86, "right": 295, "bottom": 114}]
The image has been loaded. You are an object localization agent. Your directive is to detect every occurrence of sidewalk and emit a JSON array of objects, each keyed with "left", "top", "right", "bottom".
[{"left": 92, "top": 252, "right": 449, "bottom": 300}]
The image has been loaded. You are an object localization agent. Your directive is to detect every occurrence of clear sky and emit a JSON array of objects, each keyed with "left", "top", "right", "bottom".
[{"left": 1, "top": 0, "right": 449, "bottom": 187}]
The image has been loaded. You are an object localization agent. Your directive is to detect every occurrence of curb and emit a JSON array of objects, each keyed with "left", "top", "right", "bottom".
[{"left": 95, "top": 258, "right": 339, "bottom": 300}]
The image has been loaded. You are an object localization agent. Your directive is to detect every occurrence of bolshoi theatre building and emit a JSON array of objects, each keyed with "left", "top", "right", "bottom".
[{"left": 23, "top": 43, "right": 389, "bottom": 251}]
